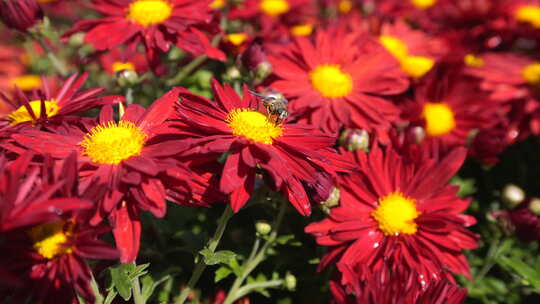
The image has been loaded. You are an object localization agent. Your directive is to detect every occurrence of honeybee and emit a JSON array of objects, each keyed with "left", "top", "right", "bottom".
[{"left": 249, "top": 89, "right": 289, "bottom": 124}]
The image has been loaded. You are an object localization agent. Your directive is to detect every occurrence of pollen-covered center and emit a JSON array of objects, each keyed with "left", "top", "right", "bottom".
[
  {"left": 7, "top": 99, "right": 60, "bottom": 126},
  {"left": 372, "top": 191, "right": 420, "bottom": 236},
  {"left": 522, "top": 62, "right": 540, "bottom": 87},
  {"left": 290, "top": 24, "right": 313, "bottom": 36},
  {"left": 9, "top": 74, "right": 42, "bottom": 91},
  {"left": 112, "top": 61, "right": 136, "bottom": 73},
  {"left": 515, "top": 5, "right": 540, "bottom": 28},
  {"left": 127, "top": 0, "right": 173, "bottom": 27},
  {"left": 310, "top": 64, "right": 353, "bottom": 98},
  {"left": 29, "top": 221, "right": 73, "bottom": 260},
  {"left": 81, "top": 120, "right": 147, "bottom": 164},
  {"left": 338, "top": 0, "right": 353, "bottom": 13},
  {"left": 422, "top": 102, "right": 456, "bottom": 137},
  {"left": 260, "top": 0, "right": 290, "bottom": 17},
  {"left": 410, "top": 0, "right": 436, "bottom": 10},
  {"left": 227, "top": 109, "right": 283, "bottom": 145}
]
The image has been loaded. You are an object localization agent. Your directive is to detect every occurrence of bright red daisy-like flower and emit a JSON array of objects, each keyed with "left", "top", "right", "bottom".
[
  {"left": 0, "top": 213, "right": 119, "bottom": 304},
  {"left": 65, "top": 0, "right": 225, "bottom": 66},
  {"left": 269, "top": 27, "right": 408, "bottom": 140},
  {"left": 305, "top": 143, "right": 478, "bottom": 283},
  {"left": 400, "top": 68, "right": 497, "bottom": 150},
  {"left": 330, "top": 264, "right": 467, "bottom": 304},
  {"left": 173, "top": 80, "right": 351, "bottom": 216},
  {"left": 0, "top": 73, "right": 123, "bottom": 131},
  {"left": 378, "top": 20, "right": 447, "bottom": 79},
  {"left": 97, "top": 48, "right": 148, "bottom": 76},
  {"left": 7, "top": 89, "right": 200, "bottom": 263}
]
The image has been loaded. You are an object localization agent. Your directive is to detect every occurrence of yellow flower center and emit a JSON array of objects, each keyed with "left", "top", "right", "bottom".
[
  {"left": 372, "top": 191, "right": 420, "bottom": 236},
  {"left": 6, "top": 99, "right": 60, "bottom": 126},
  {"left": 379, "top": 36, "right": 434, "bottom": 78},
  {"left": 464, "top": 54, "right": 484, "bottom": 67},
  {"left": 290, "top": 24, "right": 313, "bottom": 36},
  {"left": 226, "top": 33, "right": 248, "bottom": 46},
  {"left": 209, "top": 0, "right": 225, "bottom": 9},
  {"left": 29, "top": 221, "right": 73, "bottom": 260},
  {"left": 81, "top": 120, "right": 147, "bottom": 164},
  {"left": 309, "top": 64, "right": 353, "bottom": 98},
  {"left": 227, "top": 109, "right": 283, "bottom": 145},
  {"left": 9, "top": 75, "right": 42, "bottom": 91},
  {"left": 127, "top": 0, "right": 173, "bottom": 27},
  {"left": 515, "top": 5, "right": 540, "bottom": 28},
  {"left": 112, "top": 61, "right": 136, "bottom": 73},
  {"left": 338, "top": 0, "right": 353, "bottom": 13},
  {"left": 422, "top": 102, "right": 456, "bottom": 137},
  {"left": 400, "top": 56, "right": 435, "bottom": 79},
  {"left": 259, "top": 0, "right": 290, "bottom": 17},
  {"left": 37, "top": 0, "right": 58, "bottom": 3},
  {"left": 410, "top": 0, "right": 436, "bottom": 10},
  {"left": 522, "top": 63, "right": 540, "bottom": 87}
]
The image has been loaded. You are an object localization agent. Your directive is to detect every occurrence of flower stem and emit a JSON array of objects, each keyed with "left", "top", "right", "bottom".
[
  {"left": 132, "top": 266, "right": 145, "bottom": 304},
  {"left": 223, "top": 200, "right": 287, "bottom": 304},
  {"left": 175, "top": 205, "right": 234, "bottom": 304},
  {"left": 36, "top": 38, "right": 69, "bottom": 77}
]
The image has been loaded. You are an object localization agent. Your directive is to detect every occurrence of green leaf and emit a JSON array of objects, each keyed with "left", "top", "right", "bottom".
[
  {"left": 215, "top": 267, "right": 233, "bottom": 283},
  {"left": 104, "top": 290, "right": 118, "bottom": 304},
  {"left": 109, "top": 265, "right": 133, "bottom": 301},
  {"left": 141, "top": 274, "right": 172, "bottom": 302},
  {"left": 276, "top": 234, "right": 295, "bottom": 245},
  {"left": 497, "top": 256, "right": 540, "bottom": 292},
  {"left": 200, "top": 249, "right": 237, "bottom": 265}
]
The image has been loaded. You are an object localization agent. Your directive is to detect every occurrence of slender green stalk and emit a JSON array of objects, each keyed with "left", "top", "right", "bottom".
[
  {"left": 36, "top": 38, "right": 69, "bottom": 77},
  {"left": 223, "top": 201, "right": 287, "bottom": 304},
  {"left": 132, "top": 271, "right": 145, "bottom": 304},
  {"left": 234, "top": 280, "right": 284, "bottom": 299},
  {"left": 175, "top": 206, "right": 234, "bottom": 304}
]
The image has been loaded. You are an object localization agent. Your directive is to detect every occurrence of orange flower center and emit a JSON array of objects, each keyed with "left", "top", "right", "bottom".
[
  {"left": 7, "top": 99, "right": 60, "bottom": 126},
  {"left": 338, "top": 0, "right": 353, "bottom": 13},
  {"left": 81, "top": 120, "right": 147, "bottom": 164},
  {"left": 290, "top": 24, "right": 313, "bottom": 36},
  {"left": 464, "top": 54, "right": 484, "bottom": 67},
  {"left": 209, "top": 0, "right": 225, "bottom": 9},
  {"left": 127, "top": 0, "right": 173, "bottom": 27},
  {"left": 112, "top": 61, "right": 136, "bottom": 73},
  {"left": 227, "top": 109, "right": 283, "bottom": 144},
  {"left": 309, "top": 64, "right": 353, "bottom": 98},
  {"left": 259, "top": 0, "right": 290, "bottom": 17},
  {"left": 422, "top": 102, "right": 456, "bottom": 137},
  {"left": 226, "top": 33, "right": 248, "bottom": 46},
  {"left": 9, "top": 75, "right": 42, "bottom": 91},
  {"left": 29, "top": 221, "right": 73, "bottom": 259},
  {"left": 515, "top": 5, "right": 540, "bottom": 28},
  {"left": 410, "top": 0, "right": 436, "bottom": 10},
  {"left": 372, "top": 191, "right": 420, "bottom": 236},
  {"left": 523, "top": 62, "right": 540, "bottom": 87}
]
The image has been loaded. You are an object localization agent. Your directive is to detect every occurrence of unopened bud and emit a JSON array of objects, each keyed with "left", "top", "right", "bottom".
[
  {"left": 68, "top": 32, "right": 85, "bottom": 48},
  {"left": 116, "top": 69, "right": 139, "bottom": 87},
  {"left": 0, "top": 0, "right": 43, "bottom": 33},
  {"left": 284, "top": 272, "right": 296, "bottom": 291},
  {"left": 322, "top": 187, "right": 340, "bottom": 209},
  {"left": 226, "top": 66, "right": 241, "bottom": 80},
  {"left": 340, "top": 129, "right": 369, "bottom": 151},
  {"left": 529, "top": 198, "right": 540, "bottom": 216},
  {"left": 255, "top": 220, "right": 272, "bottom": 235},
  {"left": 255, "top": 61, "right": 272, "bottom": 82},
  {"left": 502, "top": 184, "right": 525, "bottom": 208}
]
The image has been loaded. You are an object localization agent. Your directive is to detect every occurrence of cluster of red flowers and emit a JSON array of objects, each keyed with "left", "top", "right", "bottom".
[{"left": 0, "top": 0, "right": 539, "bottom": 303}]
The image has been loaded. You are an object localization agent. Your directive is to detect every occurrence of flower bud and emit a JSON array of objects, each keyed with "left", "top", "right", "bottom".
[
  {"left": 502, "top": 184, "right": 525, "bottom": 208},
  {"left": 322, "top": 187, "right": 340, "bottom": 209},
  {"left": 529, "top": 198, "right": 540, "bottom": 216},
  {"left": 0, "top": 0, "right": 43, "bottom": 33},
  {"left": 339, "top": 129, "right": 369, "bottom": 152},
  {"left": 284, "top": 272, "right": 296, "bottom": 291},
  {"left": 115, "top": 69, "right": 139, "bottom": 87},
  {"left": 239, "top": 38, "right": 272, "bottom": 82},
  {"left": 508, "top": 199, "right": 540, "bottom": 241},
  {"left": 68, "top": 32, "right": 85, "bottom": 48},
  {"left": 255, "top": 220, "right": 272, "bottom": 235}
]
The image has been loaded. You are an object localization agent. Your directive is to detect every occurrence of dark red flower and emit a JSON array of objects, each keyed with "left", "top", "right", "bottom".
[
  {"left": 507, "top": 198, "right": 540, "bottom": 241},
  {"left": 0, "top": 0, "right": 43, "bottom": 32},
  {"left": 172, "top": 80, "right": 352, "bottom": 215},
  {"left": 269, "top": 27, "right": 408, "bottom": 140},
  {"left": 0, "top": 73, "right": 123, "bottom": 131},
  {"left": 6, "top": 89, "right": 210, "bottom": 263},
  {"left": 65, "top": 0, "right": 225, "bottom": 66},
  {"left": 305, "top": 143, "right": 478, "bottom": 284}
]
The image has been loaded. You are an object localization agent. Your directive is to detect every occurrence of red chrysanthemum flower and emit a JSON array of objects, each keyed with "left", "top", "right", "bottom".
[
  {"left": 65, "top": 0, "right": 225, "bottom": 66},
  {"left": 0, "top": 0, "right": 43, "bottom": 33},
  {"left": 7, "top": 89, "right": 204, "bottom": 263},
  {"left": 269, "top": 27, "right": 408, "bottom": 140},
  {"left": 173, "top": 80, "right": 351, "bottom": 215},
  {"left": 465, "top": 52, "right": 540, "bottom": 138},
  {"left": 330, "top": 264, "right": 467, "bottom": 304},
  {"left": 400, "top": 68, "right": 497, "bottom": 150},
  {"left": 0, "top": 213, "right": 119, "bottom": 304},
  {"left": 0, "top": 73, "right": 123, "bottom": 131},
  {"left": 305, "top": 143, "right": 478, "bottom": 283},
  {"left": 378, "top": 20, "right": 447, "bottom": 79},
  {"left": 97, "top": 48, "right": 148, "bottom": 76},
  {"left": 507, "top": 198, "right": 540, "bottom": 241},
  {"left": 229, "top": 0, "right": 314, "bottom": 29}
]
